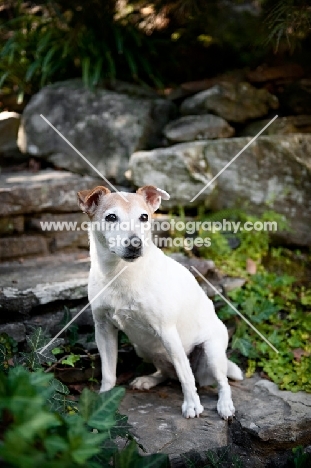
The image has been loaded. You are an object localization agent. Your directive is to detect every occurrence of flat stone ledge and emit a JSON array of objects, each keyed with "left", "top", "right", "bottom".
[
  {"left": 0, "top": 252, "right": 89, "bottom": 318},
  {"left": 119, "top": 376, "right": 311, "bottom": 466},
  {"left": 0, "top": 169, "right": 103, "bottom": 216}
]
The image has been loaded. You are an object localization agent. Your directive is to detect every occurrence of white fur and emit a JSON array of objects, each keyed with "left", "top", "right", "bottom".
[{"left": 82, "top": 188, "right": 243, "bottom": 419}]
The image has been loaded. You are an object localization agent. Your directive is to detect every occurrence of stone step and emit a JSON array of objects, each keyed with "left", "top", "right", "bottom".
[
  {"left": 0, "top": 250, "right": 245, "bottom": 344},
  {"left": 119, "top": 376, "right": 311, "bottom": 467},
  {"left": 0, "top": 251, "right": 244, "bottom": 317},
  {"left": 0, "top": 251, "right": 89, "bottom": 319},
  {"left": 0, "top": 169, "right": 103, "bottom": 216}
]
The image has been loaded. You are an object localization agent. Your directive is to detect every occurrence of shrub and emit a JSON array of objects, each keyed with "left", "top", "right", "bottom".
[
  {"left": 0, "top": 366, "right": 168, "bottom": 468},
  {"left": 0, "top": 0, "right": 162, "bottom": 99}
]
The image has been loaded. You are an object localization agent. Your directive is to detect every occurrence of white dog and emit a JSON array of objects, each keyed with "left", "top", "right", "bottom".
[{"left": 77, "top": 185, "right": 243, "bottom": 419}]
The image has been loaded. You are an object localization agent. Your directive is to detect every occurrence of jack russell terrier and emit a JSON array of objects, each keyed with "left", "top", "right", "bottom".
[{"left": 77, "top": 185, "right": 243, "bottom": 419}]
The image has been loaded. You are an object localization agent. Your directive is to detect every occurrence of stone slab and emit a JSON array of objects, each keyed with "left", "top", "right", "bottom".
[
  {"left": 0, "top": 235, "right": 48, "bottom": 260},
  {"left": 119, "top": 376, "right": 311, "bottom": 466},
  {"left": 0, "top": 252, "right": 90, "bottom": 318},
  {"left": 0, "top": 169, "right": 103, "bottom": 216},
  {"left": 0, "top": 250, "right": 245, "bottom": 319}
]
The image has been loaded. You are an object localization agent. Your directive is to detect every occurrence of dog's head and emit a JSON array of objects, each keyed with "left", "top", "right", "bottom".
[{"left": 77, "top": 185, "right": 170, "bottom": 262}]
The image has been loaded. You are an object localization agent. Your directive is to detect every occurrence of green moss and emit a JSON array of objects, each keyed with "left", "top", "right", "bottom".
[
  {"left": 219, "top": 272, "right": 311, "bottom": 392},
  {"left": 165, "top": 207, "right": 311, "bottom": 393}
]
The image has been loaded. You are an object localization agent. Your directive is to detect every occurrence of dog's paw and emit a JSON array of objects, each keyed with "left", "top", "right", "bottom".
[
  {"left": 131, "top": 376, "right": 156, "bottom": 390},
  {"left": 182, "top": 395, "right": 204, "bottom": 418},
  {"left": 217, "top": 397, "right": 235, "bottom": 420}
]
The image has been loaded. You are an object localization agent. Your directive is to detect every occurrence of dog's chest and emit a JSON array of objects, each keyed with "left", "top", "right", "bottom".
[{"left": 108, "top": 302, "right": 155, "bottom": 337}]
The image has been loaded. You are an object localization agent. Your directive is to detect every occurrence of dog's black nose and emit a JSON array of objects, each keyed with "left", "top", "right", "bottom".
[{"left": 128, "top": 236, "right": 142, "bottom": 251}]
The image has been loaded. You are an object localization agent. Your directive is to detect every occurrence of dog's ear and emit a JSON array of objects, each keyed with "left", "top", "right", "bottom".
[
  {"left": 77, "top": 186, "right": 111, "bottom": 216},
  {"left": 136, "top": 185, "right": 170, "bottom": 212}
]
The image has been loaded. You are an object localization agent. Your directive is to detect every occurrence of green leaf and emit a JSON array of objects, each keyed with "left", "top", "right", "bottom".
[
  {"left": 109, "top": 412, "right": 131, "bottom": 439},
  {"left": 91, "top": 57, "right": 103, "bottom": 85},
  {"left": 49, "top": 378, "right": 70, "bottom": 395},
  {"left": 43, "top": 434, "right": 69, "bottom": 457},
  {"left": 26, "top": 327, "right": 46, "bottom": 351},
  {"left": 25, "top": 60, "right": 41, "bottom": 82},
  {"left": 82, "top": 56, "right": 91, "bottom": 86},
  {"left": 232, "top": 336, "right": 254, "bottom": 357},
  {"left": 11, "top": 411, "right": 60, "bottom": 442},
  {"left": 79, "top": 387, "right": 125, "bottom": 431},
  {"left": 66, "top": 414, "right": 107, "bottom": 463},
  {"left": 62, "top": 354, "right": 80, "bottom": 367},
  {"left": 0, "top": 71, "right": 10, "bottom": 88}
]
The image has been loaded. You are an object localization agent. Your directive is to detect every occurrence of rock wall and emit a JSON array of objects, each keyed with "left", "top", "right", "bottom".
[
  {"left": 0, "top": 170, "right": 103, "bottom": 260},
  {"left": 129, "top": 135, "right": 311, "bottom": 246},
  {"left": 1, "top": 73, "right": 311, "bottom": 262}
]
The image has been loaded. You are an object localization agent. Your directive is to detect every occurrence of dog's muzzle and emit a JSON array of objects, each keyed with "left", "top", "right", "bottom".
[{"left": 122, "top": 235, "right": 142, "bottom": 261}]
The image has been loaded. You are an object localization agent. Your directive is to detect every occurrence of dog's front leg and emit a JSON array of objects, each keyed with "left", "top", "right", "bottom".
[
  {"left": 94, "top": 319, "right": 118, "bottom": 392},
  {"left": 160, "top": 327, "right": 203, "bottom": 418}
]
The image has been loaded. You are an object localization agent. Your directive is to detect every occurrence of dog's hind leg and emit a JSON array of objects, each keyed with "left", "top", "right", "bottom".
[
  {"left": 201, "top": 321, "right": 236, "bottom": 420},
  {"left": 130, "top": 345, "right": 168, "bottom": 390},
  {"left": 195, "top": 353, "right": 243, "bottom": 385},
  {"left": 131, "top": 370, "right": 167, "bottom": 390},
  {"left": 203, "top": 341, "right": 235, "bottom": 419}
]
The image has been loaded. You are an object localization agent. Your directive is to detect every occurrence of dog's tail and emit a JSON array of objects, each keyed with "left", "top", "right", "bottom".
[{"left": 227, "top": 359, "right": 243, "bottom": 380}]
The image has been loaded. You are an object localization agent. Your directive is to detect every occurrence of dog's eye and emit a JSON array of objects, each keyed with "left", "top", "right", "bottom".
[
  {"left": 105, "top": 214, "right": 118, "bottom": 222},
  {"left": 139, "top": 214, "right": 148, "bottom": 222}
]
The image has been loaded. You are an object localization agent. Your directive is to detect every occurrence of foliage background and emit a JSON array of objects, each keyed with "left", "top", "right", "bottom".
[{"left": 1, "top": 0, "right": 311, "bottom": 100}]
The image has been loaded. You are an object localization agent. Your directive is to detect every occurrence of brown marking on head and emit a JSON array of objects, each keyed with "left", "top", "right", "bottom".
[
  {"left": 77, "top": 185, "right": 170, "bottom": 218},
  {"left": 98, "top": 192, "right": 149, "bottom": 214},
  {"left": 77, "top": 186, "right": 111, "bottom": 216},
  {"left": 136, "top": 185, "right": 170, "bottom": 212}
]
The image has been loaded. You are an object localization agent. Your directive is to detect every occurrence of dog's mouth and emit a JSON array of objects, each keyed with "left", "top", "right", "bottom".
[{"left": 121, "top": 254, "right": 141, "bottom": 262}]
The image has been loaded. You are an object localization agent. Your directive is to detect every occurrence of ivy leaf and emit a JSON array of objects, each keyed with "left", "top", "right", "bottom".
[
  {"left": 49, "top": 378, "right": 70, "bottom": 395},
  {"left": 79, "top": 387, "right": 125, "bottom": 431},
  {"left": 109, "top": 412, "right": 132, "bottom": 440},
  {"left": 61, "top": 354, "right": 80, "bottom": 367},
  {"left": 66, "top": 414, "right": 107, "bottom": 463}
]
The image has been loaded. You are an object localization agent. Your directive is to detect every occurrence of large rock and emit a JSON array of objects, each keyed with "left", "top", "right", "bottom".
[
  {"left": 241, "top": 115, "right": 311, "bottom": 136},
  {"left": 0, "top": 111, "right": 21, "bottom": 156},
  {"left": 0, "top": 169, "right": 102, "bottom": 216},
  {"left": 163, "top": 114, "right": 234, "bottom": 143},
  {"left": 18, "top": 80, "right": 176, "bottom": 183},
  {"left": 119, "top": 375, "right": 311, "bottom": 467},
  {"left": 128, "top": 144, "right": 216, "bottom": 206},
  {"left": 180, "top": 82, "right": 278, "bottom": 123},
  {"left": 129, "top": 135, "right": 311, "bottom": 246}
]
